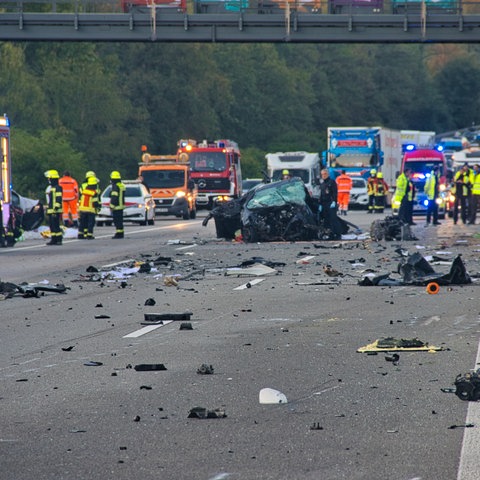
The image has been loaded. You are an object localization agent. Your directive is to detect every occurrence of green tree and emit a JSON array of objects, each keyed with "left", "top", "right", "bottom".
[{"left": 11, "top": 128, "right": 86, "bottom": 199}]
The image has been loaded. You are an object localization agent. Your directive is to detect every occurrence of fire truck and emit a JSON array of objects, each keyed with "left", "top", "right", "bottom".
[
  {"left": 0, "top": 115, "right": 13, "bottom": 246},
  {"left": 177, "top": 139, "right": 242, "bottom": 209},
  {"left": 138, "top": 146, "right": 197, "bottom": 219},
  {"left": 1, "top": 115, "right": 44, "bottom": 246}
]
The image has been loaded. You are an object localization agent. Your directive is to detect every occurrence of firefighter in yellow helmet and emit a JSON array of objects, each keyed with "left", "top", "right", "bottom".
[
  {"left": 374, "top": 171, "right": 389, "bottom": 213},
  {"left": 78, "top": 170, "right": 100, "bottom": 238},
  {"left": 78, "top": 176, "right": 100, "bottom": 240},
  {"left": 282, "top": 169, "right": 291, "bottom": 180},
  {"left": 109, "top": 171, "right": 126, "bottom": 239},
  {"left": 367, "top": 169, "right": 377, "bottom": 214},
  {"left": 44, "top": 170, "right": 63, "bottom": 245}
]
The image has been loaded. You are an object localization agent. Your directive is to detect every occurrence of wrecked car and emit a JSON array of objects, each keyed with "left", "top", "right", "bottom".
[
  {"left": 1, "top": 191, "right": 44, "bottom": 246},
  {"left": 203, "top": 178, "right": 355, "bottom": 242}
]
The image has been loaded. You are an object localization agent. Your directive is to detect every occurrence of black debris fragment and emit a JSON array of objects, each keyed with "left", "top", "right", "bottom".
[
  {"left": 84, "top": 361, "right": 103, "bottom": 366},
  {"left": 95, "top": 314, "right": 111, "bottom": 319},
  {"left": 144, "top": 298, "right": 156, "bottom": 306},
  {"left": 370, "top": 216, "right": 417, "bottom": 241},
  {"left": 197, "top": 364, "right": 214, "bottom": 375},
  {"left": 62, "top": 346, "right": 75, "bottom": 352},
  {"left": 134, "top": 364, "right": 167, "bottom": 371},
  {"left": 144, "top": 312, "right": 192, "bottom": 322},
  {"left": 453, "top": 369, "right": 480, "bottom": 401},
  {"left": 385, "top": 353, "right": 400, "bottom": 365},
  {"left": 138, "top": 263, "right": 151, "bottom": 273},
  {"left": 140, "top": 385, "right": 152, "bottom": 390},
  {"left": 86, "top": 266, "right": 99, "bottom": 272},
  {"left": 179, "top": 322, "right": 193, "bottom": 330},
  {"left": 310, "top": 423, "right": 323, "bottom": 430},
  {"left": 187, "top": 407, "right": 227, "bottom": 419},
  {"left": 448, "top": 424, "right": 475, "bottom": 429}
]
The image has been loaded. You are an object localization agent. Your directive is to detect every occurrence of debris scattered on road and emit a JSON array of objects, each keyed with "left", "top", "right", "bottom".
[
  {"left": 179, "top": 322, "right": 193, "bottom": 330},
  {"left": 134, "top": 364, "right": 167, "bottom": 371},
  {"left": 84, "top": 361, "right": 103, "bottom": 366},
  {"left": 449, "top": 368, "right": 480, "bottom": 401},
  {"left": 357, "top": 338, "right": 443, "bottom": 353},
  {"left": 144, "top": 312, "right": 193, "bottom": 322},
  {"left": 197, "top": 364, "right": 214, "bottom": 375},
  {"left": 144, "top": 298, "right": 156, "bottom": 306},
  {"left": 187, "top": 407, "right": 227, "bottom": 419},
  {"left": 259, "top": 387, "right": 288, "bottom": 404},
  {"left": 310, "top": 423, "right": 323, "bottom": 430},
  {"left": 61, "top": 346, "right": 75, "bottom": 352}
]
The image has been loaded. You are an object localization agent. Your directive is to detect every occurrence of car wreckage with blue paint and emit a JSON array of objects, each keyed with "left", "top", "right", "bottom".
[{"left": 203, "top": 177, "right": 360, "bottom": 242}]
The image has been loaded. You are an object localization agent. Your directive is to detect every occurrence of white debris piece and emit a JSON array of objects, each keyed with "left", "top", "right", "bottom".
[{"left": 259, "top": 388, "right": 288, "bottom": 404}]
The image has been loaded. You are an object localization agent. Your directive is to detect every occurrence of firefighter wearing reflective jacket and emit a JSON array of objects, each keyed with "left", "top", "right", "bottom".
[
  {"left": 109, "top": 171, "right": 126, "bottom": 239},
  {"left": 335, "top": 170, "right": 352, "bottom": 216},
  {"left": 59, "top": 170, "right": 79, "bottom": 228},
  {"left": 367, "top": 169, "right": 377, "bottom": 213},
  {"left": 78, "top": 177, "right": 100, "bottom": 240},
  {"left": 374, "top": 172, "right": 389, "bottom": 213},
  {"left": 45, "top": 170, "right": 63, "bottom": 245}
]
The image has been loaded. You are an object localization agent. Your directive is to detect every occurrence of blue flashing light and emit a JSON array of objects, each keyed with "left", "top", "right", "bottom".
[
  {"left": 436, "top": 145, "right": 444, "bottom": 152},
  {"left": 423, "top": 199, "right": 429, "bottom": 207},
  {"left": 405, "top": 144, "right": 416, "bottom": 151}
]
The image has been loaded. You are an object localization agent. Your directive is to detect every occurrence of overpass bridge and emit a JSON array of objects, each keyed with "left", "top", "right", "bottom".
[{"left": 1, "top": 0, "right": 480, "bottom": 42}]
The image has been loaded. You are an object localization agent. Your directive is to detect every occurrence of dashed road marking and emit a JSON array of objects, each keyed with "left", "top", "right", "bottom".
[
  {"left": 234, "top": 278, "right": 265, "bottom": 290},
  {"left": 122, "top": 320, "right": 173, "bottom": 338}
]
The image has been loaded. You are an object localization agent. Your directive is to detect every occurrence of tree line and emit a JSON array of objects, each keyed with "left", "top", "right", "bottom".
[{"left": 2, "top": 41, "right": 480, "bottom": 198}]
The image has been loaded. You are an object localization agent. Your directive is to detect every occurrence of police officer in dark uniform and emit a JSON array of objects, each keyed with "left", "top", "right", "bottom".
[{"left": 318, "top": 168, "right": 342, "bottom": 240}]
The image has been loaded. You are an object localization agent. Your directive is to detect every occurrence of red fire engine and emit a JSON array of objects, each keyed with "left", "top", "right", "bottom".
[{"left": 177, "top": 139, "right": 242, "bottom": 208}]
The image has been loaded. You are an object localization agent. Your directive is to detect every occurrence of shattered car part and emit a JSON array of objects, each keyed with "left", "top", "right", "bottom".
[
  {"left": 0, "top": 281, "right": 67, "bottom": 298},
  {"left": 187, "top": 407, "right": 227, "bottom": 419},
  {"left": 203, "top": 178, "right": 359, "bottom": 242},
  {"left": 259, "top": 387, "right": 288, "bottom": 404},
  {"left": 453, "top": 369, "right": 480, "bottom": 401},
  {"left": 197, "top": 364, "right": 214, "bottom": 375},
  {"left": 357, "top": 337, "right": 443, "bottom": 353},
  {"left": 370, "top": 216, "right": 417, "bottom": 241},
  {"left": 144, "top": 312, "right": 192, "bottom": 322},
  {"left": 134, "top": 364, "right": 167, "bottom": 371}
]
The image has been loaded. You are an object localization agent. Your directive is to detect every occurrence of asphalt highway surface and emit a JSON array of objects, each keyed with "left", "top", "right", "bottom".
[{"left": 1, "top": 210, "right": 480, "bottom": 480}]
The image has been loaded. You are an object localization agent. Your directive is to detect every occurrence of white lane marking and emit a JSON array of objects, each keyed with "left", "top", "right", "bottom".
[
  {"left": 457, "top": 341, "right": 480, "bottom": 480},
  {"left": 176, "top": 243, "right": 198, "bottom": 250},
  {"left": 296, "top": 255, "right": 316, "bottom": 264},
  {"left": 234, "top": 278, "right": 265, "bottom": 290},
  {"left": 123, "top": 320, "right": 173, "bottom": 338}
]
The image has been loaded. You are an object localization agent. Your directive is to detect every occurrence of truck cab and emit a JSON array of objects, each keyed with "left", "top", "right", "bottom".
[
  {"left": 139, "top": 147, "right": 197, "bottom": 220},
  {"left": 266, "top": 151, "right": 321, "bottom": 197}
]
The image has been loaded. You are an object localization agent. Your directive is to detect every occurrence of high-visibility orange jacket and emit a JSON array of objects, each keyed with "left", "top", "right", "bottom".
[
  {"left": 59, "top": 175, "right": 79, "bottom": 202},
  {"left": 336, "top": 174, "right": 353, "bottom": 193}
]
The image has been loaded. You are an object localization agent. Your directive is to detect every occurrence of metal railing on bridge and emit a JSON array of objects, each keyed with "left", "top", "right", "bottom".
[{"left": 2, "top": 0, "right": 480, "bottom": 42}]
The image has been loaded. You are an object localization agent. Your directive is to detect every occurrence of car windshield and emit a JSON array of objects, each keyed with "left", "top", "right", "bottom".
[
  {"left": 352, "top": 178, "right": 366, "bottom": 188},
  {"left": 407, "top": 160, "right": 444, "bottom": 177},
  {"left": 142, "top": 170, "right": 185, "bottom": 188},
  {"left": 190, "top": 152, "right": 227, "bottom": 172},
  {"left": 246, "top": 180, "right": 307, "bottom": 209}
]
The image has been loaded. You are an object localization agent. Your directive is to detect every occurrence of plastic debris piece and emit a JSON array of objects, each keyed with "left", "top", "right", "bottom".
[
  {"left": 62, "top": 346, "right": 74, "bottom": 352},
  {"left": 94, "top": 314, "right": 111, "bottom": 319},
  {"left": 259, "top": 387, "right": 288, "bottom": 404},
  {"left": 179, "top": 322, "right": 193, "bottom": 330},
  {"left": 357, "top": 338, "right": 443, "bottom": 353},
  {"left": 197, "top": 364, "right": 214, "bottom": 375},
  {"left": 310, "top": 422, "right": 323, "bottom": 430},
  {"left": 140, "top": 385, "right": 152, "bottom": 390},
  {"left": 134, "top": 364, "right": 167, "bottom": 371},
  {"left": 426, "top": 282, "right": 440, "bottom": 294},
  {"left": 144, "top": 298, "right": 156, "bottom": 306},
  {"left": 84, "top": 361, "right": 103, "bottom": 366},
  {"left": 164, "top": 276, "right": 179, "bottom": 287},
  {"left": 187, "top": 407, "right": 227, "bottom": 419},
  {"left": 86, "top": 266, "right": 99, "bottom": 272},
  {"left": 144, "top": 312, "right": 192, "bottom": 322}
]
